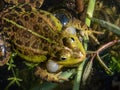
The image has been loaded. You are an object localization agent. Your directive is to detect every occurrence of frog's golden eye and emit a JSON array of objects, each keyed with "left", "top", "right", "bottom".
[{"left": 62, "top": 37, "right": 75, "bottom": 47}]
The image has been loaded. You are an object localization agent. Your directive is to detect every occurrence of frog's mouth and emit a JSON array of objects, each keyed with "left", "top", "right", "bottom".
[{"left": 46, "top": 47, "right": 85, "bottom": 73}]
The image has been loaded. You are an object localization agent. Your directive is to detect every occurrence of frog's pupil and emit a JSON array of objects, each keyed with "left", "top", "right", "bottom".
[
  {"left": 61, "top": 57, "right": 66, "bottom": 60},
  {"left": 70, "top": 37, "right": 75, "bottom": 42}
]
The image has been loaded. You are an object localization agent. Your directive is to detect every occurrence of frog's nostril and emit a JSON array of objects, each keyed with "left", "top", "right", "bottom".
[
  {"left": 46, "top": 60, "right": 59, "bottom": 73},
  {"left": 61, "top": 57, "right": 66, "bottom": 60}
]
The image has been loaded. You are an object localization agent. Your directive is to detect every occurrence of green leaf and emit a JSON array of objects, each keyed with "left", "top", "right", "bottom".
[{"left": 91, "top": 17, "right": 120, "bottom": 35}]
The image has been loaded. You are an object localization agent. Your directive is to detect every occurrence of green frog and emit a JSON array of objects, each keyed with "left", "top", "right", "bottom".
[{"left": 0, "top": 0, "right": 86, "bottom": 82}]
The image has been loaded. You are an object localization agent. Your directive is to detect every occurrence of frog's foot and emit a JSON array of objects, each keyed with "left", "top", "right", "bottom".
[
  {"left": 0, "top": 53, "right": 11, "bottom": 66},
  {"left": 87, "top": 30, "right": 104, "bottom": 44},
  {"left": 0, "top": 35, "right": 11, "bottom": 66},
  {"left": 35, "top": 66, "right": 68, "bottom": 83}
]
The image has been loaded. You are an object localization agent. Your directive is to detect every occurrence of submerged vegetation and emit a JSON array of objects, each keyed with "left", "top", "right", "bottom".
[{"left": 0, "top": 0, "right": 120, "bottom": 90}]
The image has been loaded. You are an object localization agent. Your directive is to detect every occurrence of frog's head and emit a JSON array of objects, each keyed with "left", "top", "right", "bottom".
[{"left": 46, "top": 26, "right": 86, "bottom": 73}]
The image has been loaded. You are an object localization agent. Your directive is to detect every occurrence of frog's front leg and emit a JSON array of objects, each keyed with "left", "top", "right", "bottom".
[
  {"left": 0, "top": 34, "right": 11, "bottom": 66},
  {"left": 35, "top": 66, "right": 68, "bottom": 83}
]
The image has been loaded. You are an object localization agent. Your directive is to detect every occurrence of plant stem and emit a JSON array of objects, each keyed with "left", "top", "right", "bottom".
[
  {"left": 85, "top": 0, "right": 96, "bottom": 26},
  {"left": 73, "top": 59, "right": 86, "bottom": 90}
]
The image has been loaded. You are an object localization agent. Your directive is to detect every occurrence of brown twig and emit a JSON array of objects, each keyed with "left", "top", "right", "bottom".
[
  {"left": 90, "top": 40, "right": 119, "bottom": 74},
  {"left": 75, "top": 0, "right": 84, "bottom": 13}
]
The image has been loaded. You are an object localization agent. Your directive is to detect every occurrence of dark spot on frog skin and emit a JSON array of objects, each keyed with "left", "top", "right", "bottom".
[
  {"left": 32, "top": 41, "right": 39, "bottom": 49},
  {"left": 6, "top": 45, "right": 11, "bottom": 52},
  {"left": 17, "top": 49, "right": 23, "bottom": 54},
  {"left": 35, "top": 1, "right": 41, "bottom": 9},
  {"left": 22, "top": 31, "right": 31, "bottom": 38},
  {"left": 12, "top": 26, "right": 18, "bottom": 32},
  {"left": 4, "top": 22, "right": 12, "bottom": 27},
  {"left": 14, "top": 7, "right": 22, "bottom": 12},
  {"left": 38, "top": 17, "right": 42, "bottom": 23},
  {"left": 24, "top": 15, "right": 29, "bottom": 21},
  {"left": 51, "top": 20, "right": 56, "bottom": 27},
  {"left": 2, "top": 32, "right": 9, "bottom": 38},
  {"left": 18, "top": 0, "right": 25, "bottom": 4},
  {"left": 43, "top": 46, "right": 48, "bottom": 51},
  {"left": 10, "top": 13, "right": 19, "bottom": 19},
  {"left": 30, "top": 13, "right": 35, "bottom": 18},
  {"left": 23, "top": 51, "right": 29, "bottom": 56},
  {"left": 47, "top": 14, "right": 51, "bottom": 18},
  {"left": 22, "top": 4, "right": 32, "bottom": 12},
  {"left": 43, "top": 25, "right": 50, "bottom": 31},
  {"left": 25, "top": 41, "right": 30, "bottom": 47},
  {"left": 16, "top": 20, "right": 23, "bottom": 26},
  {"left": 16, "top": 40, "right": 23, "bottom": 45},
  {"left": 33, "top": 24, "right": 40, "bottom": 31},
  {"left": 4, "top": 15, "right": 13, "bottom": 20},
  {"left": 8, "top": 1, "right": 14, "bottom": 4}
]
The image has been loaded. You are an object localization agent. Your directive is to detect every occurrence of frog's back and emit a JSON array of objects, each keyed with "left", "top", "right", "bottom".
[
  {"left": 4, "top": 0, "right": 44, "bottom": 9},
  {"left": 0, "top": 1, "right": 63, "bottom": 62}
]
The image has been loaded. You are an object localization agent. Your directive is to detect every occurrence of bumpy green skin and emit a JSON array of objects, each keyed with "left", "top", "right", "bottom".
[{"left": 0, "top": 0, "right": 86, "bottom": 68}]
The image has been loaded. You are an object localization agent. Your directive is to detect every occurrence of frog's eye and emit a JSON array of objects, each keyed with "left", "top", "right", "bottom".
[
  {"left": 65, "top": 26, "right": 76, "bottom": 35},
  {"left": 69, "top": 37, "right": 75, "bottom": 43},
  {"left": 62, "top": 37, "right": 75, "bottom": 47}
]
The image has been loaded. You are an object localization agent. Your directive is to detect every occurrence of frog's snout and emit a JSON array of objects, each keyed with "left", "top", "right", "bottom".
[{"left": 46, "top": 60, "right": 59, "bottom": 73}]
